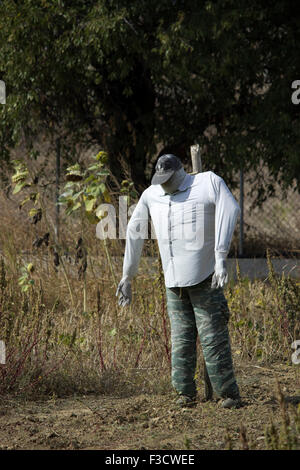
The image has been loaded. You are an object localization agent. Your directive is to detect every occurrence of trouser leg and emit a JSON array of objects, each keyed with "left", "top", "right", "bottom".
[
  {"left": 166, "top": 286, "right": 197, "bottom": 397},
  {"left": 188, "top": 278, "right": 240, "bottom": 399}
]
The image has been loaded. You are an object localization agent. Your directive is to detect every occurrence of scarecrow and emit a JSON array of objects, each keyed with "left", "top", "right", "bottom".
[{"left": 116, "top": 154, "right": 241, "bottom": 408}]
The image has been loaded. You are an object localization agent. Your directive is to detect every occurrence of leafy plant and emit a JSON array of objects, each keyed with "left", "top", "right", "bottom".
[
  {"left": 18, "top": 263, "right": 35, "bottom": 293},
  {"left": 58, "top": 150, "right": 117, "bottom": 310},
  {"left": 11, "top": 160, "right": 31, "bottom": 195},
  {"left": 11, "top": 158, "right": 75, "bottom": 306},
  {"left": 58, "top": 151, "right": 111, "bottom": 224}
]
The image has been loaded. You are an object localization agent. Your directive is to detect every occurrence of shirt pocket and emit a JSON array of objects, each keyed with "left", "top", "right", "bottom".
[{"left": 181, "top": 202, "right": 205, "bottom": 251}]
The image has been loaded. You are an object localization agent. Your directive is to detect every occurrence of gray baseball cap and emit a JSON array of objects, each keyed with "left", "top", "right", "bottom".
[{"left": 151, "top": 154, "right": 183, "bottom": 185}]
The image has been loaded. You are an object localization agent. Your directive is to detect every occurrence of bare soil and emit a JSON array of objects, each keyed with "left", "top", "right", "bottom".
[{"left": 0, "top": 363, "right": 299, "bottom": 450}]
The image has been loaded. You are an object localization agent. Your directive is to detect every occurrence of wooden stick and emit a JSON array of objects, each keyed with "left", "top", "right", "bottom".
[
  {"left": 190, "top": 144, "right": 202, "bottom": 174},
  {"left": 190, "top": 144, "right": 213, "bottom": 401}
]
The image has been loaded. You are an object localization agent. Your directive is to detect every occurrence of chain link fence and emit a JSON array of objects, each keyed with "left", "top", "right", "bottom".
[
  {"left": 2, "top": 137, "right": 300, "bottom": 260},
  {"left": 231, "top": 170, "right": 300, "bottom": 258}
]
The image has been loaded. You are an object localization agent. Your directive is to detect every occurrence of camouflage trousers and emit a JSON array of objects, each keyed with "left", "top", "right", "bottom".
[{"left": 166, "top": 275, "right": 240, "bottom": 399}]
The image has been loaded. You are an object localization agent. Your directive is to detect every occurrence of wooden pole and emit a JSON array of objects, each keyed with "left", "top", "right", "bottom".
[
  {"left": 55, "top": 138, "right": 61, "bottom": 243},
  {"left": 190, "top": 144, "right": 202, "bottom": 174},
  {"left": 239, "top": 167, "right": 244, "bottom": 257},
  {"left": 0, "top": 80, "right": 6, "bottom": 104},
  {"left": 189, "top": 143, "right": 213, "bottom": 401}
]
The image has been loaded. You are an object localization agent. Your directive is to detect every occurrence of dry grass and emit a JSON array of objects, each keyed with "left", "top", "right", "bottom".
[
  {"left": 0, "top": 187, "right": 299, "bottom": 399},
  {"left": 0, "top": 171, "right": 300, "bottom": 449}
]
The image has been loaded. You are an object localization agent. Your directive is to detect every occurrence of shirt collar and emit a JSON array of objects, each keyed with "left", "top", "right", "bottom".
[
  {"left": 158, "top": 173, "right": 194, "bottom": 196},
  {"left": 177, "top": 173, "right": 193, "bottom": 192}
]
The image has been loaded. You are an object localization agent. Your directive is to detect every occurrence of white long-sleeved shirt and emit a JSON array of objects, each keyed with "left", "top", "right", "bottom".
[{"left": 122, "top": 171, "right": 240, "bottom": 288}]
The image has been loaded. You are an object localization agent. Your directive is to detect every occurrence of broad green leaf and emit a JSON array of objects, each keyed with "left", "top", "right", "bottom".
[
  {"left": 87, "top": 164, "right": 101, "bottom": 172},
  {"left": 95, "top": 151, "right": 108, "bottom": 163},
  {"left": 95, "top": 206, "right": 107, "bottom": 220},
  {"left": 27, "top": 263, "right": 34, "bottom": 273},
  {"left": 29, "top": 208, "right": 42, "bottom": 218},
  {"left": 19, "top": 196, "right": 31, "bottom": 208},
  {"left": 85, "top": 197, "right": 97, "bottom": 212},
  {"left": 84, "top": 174, "right": 96, "bottom": 184},
  {"left": 65, "top": 201, "right": 81, "bottom": 215},
  {"left": 71, "top": 201, "right": 82, "bottom": 212},
  {"left": 72, "top": 190, "right": 84, "bottom": 201},
  {"left": 12, "top": 170, "right": 29, "bottom": 183},
  {"left": 96, "top": 169, "right": 110, "bottom": 176},
  {"left": 99, "top": 183, "right": 107, "bottom": 194},
  {"left": 58, "top": 189, "right": 74, "bottom": 202},
  {"left": 13, "top": 181, "right": 30, "bottom": 194}
]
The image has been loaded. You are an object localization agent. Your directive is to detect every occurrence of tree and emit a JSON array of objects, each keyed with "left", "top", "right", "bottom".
[{"left": 0, "top": 0, "right": 299, "bottom": 198}]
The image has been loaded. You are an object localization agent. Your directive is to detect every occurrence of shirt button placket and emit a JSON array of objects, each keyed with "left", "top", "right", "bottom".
[{"left": 168, "top": 198, "right": 176, "bottom": 285}]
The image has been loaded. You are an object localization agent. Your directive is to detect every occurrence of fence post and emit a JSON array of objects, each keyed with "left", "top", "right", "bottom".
[
  {"left": 55, "top": 137, "right": 61, "bottom": 243},
  {"left": 239, "top": 167, "right": 244, "bottom": 257},
  {"left": 0, "top": 80, "right": 6, "bottom": 104}
]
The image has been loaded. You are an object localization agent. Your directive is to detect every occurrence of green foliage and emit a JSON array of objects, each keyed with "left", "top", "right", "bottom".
[
  {"left": 11, "top": 159, "right": 43, "bottom": 226},
  {"left": 58, "top": 331, "right": 77, "bottom": 349},
  {"left": 120, "top": 180, "right": 138, "bottom": 205},
  {"left": 11, "top": 150, "right": 111, "bottom": 228},
  {"left": 58, "top": 151, "right": 111, "bottom": 223},
  {"left": 18, "top": 263, "right": 35, "bottom": 292},
  {"left": 0, "top": 1, "right": 299, "bottom": 196},
  {"left": 11, "top": 160, "right": 30, "bottom": 194}
]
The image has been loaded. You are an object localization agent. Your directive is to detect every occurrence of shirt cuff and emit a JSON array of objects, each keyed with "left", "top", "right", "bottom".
[{"left": 122, "top": 272, "right": 133, "bottom": 282}]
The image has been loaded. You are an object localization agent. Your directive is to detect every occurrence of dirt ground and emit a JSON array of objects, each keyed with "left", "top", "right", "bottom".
[{"left": 0, "top": 363, "right": 299, "bottom": 451}]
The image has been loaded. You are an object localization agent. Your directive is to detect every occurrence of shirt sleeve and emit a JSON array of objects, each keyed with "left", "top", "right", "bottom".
[
  {"left": 210, "top": 172, "right": 240, "bottom": 262},
  {"left": 122, "top": 190, "right": 149, "bottom": 280}
]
